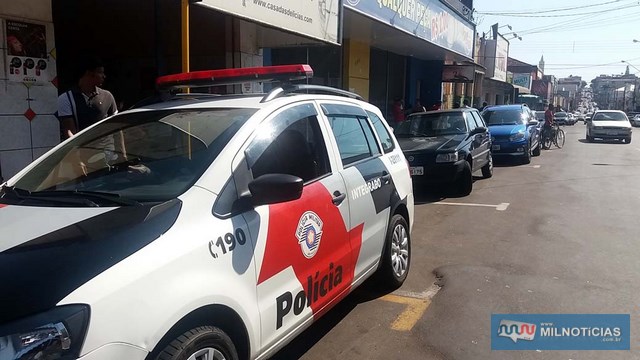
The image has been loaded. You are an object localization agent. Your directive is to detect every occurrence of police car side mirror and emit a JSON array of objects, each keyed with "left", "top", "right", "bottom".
[{"left": 249, "top": 173, "right": 304, "bottom": 206}]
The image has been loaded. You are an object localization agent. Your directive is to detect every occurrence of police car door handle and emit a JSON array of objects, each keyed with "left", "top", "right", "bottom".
[
  {"left": 381, "top": 171, "right": 391, "bottom": 185},
  {"left": 332, "top": 191, "right": 346, "bottom": 206}
]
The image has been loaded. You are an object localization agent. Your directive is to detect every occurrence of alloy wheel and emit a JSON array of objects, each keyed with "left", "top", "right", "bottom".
[{"left": 391, "top": 223, "right": 409, "bottom": 278}]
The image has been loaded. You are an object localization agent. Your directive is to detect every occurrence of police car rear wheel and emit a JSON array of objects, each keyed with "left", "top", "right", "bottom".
[
  {"left": 156, "top": 326, "right": 238, "bottom": 360},
  {"left": 377, "top": 214, "right": 411, "bottom": 289}
]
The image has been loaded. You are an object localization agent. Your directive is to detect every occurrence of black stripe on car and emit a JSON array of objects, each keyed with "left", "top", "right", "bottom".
[{"left": 0, "top": 199, "right": 182, "bottom": 323}]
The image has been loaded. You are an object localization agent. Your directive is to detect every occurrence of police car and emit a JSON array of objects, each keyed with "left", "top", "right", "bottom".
[{"left": 0, "top": 65, "right": 414, "bottom": 360}]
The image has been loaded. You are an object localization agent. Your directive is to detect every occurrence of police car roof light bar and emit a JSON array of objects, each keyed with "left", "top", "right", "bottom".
[
  {"left": 156, "top": 65, "right": 314, "bottom": 90},
  {"left": 261, "top": 84, "right": 364, "bottom": 103}
]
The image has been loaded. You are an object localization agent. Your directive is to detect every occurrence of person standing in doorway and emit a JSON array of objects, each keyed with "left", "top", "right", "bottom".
[
  {"left": 392, "top": 99, "right": 405, "bottom": 124},
  {"left": 57, "top": 55, "right": 118, "bottom": 140},
  {"left": 411, "top": 98, "right": 426, "bottom": 114}
]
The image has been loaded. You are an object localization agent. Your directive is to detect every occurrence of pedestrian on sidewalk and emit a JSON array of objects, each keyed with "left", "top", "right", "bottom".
[{"left": 57, "top": 55, "right": 118, "bottom": 140}]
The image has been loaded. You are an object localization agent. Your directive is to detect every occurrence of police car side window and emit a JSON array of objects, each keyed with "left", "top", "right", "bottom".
[
  {"left": 329, "top": 115, "right": 381, "bottom": 166},
  {"left": 247, "top": 105, "right": 331, "bottom": 183},
  {"left": 366, "top": 111, "right": 395, "bottom": 153}
]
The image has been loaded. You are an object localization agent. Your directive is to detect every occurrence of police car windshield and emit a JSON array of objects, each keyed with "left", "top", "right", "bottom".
[{"left": 12, "top": 108, "right": 256, "bottom": 204}]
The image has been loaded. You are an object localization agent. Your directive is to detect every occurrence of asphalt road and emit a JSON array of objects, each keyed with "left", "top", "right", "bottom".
[{"left": 272, "top": 123, "right": 640, "bottom": 360}]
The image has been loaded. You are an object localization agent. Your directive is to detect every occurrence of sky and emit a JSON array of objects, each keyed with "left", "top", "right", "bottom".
[{"left": 473, "top": 0, "right": 640, "bottom": 84}]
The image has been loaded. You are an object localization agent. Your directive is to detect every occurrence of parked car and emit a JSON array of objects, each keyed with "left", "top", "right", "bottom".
[
  {"left": 554, "top": 111, "right": 569, "bottom": 125},
  {"left": 482, "top": 104, "right": 541, "bottom": 164},
  {"left": 0, "top": 65, "right": 415, "bottom": 360},
  {"left": 586, "top": 110, "right": 633, "bottom": 143},
  {"left": 396, "top": 108, "right": 492, "bottom": 196},
  {"left": 585, "top": 112, "right": 594, "bottom": 122},
  {"left": 631, "top": 114, "right": 640, "bottom": 127}
]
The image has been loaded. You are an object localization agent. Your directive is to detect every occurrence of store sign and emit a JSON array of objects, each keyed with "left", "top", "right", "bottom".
[
  {"left": 493, "top": 36, "right": 509, "bottom": 82},
  {"left": 5, "top": 20, "right": 51, "bottom": 84},
  {"left": 197, "top": 0, "right": 339, "bottom": 44},
  {"left": 345, "top": 0, "right": 474, "bottom": 58},
  {"left": 512, "top": 73, "right": 532, "bottom": 89},
  {"left": 442, "top": 65, "right": 474, "bottom": 83},
  {"left": 483, "top": 36, "right": 509, "bottom": 82}
]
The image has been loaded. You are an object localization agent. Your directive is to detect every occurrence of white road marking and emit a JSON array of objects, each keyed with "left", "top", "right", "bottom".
[
  {"left": 524, "top": 165, "right": 541, "bottom": 168},
  {"left": 433, "top": 201, "right": 510, "bottom": 211},
  {"left": 393, "top": 283, "right": 442, "bottom": 300}
]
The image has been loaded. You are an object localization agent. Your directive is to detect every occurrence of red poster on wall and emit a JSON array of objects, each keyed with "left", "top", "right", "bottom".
[{"left": 5, "top": 19, "right": 49, "bottom": 84}]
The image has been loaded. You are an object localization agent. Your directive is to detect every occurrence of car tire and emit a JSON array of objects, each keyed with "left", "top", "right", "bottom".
[
  {"left": 481, "top": 153, "right": 493, "bottom": 178},
  {"left": 532, "top": 142, "right": 541, "bottom": 156},
  {"left": 375, "top": 214, "right": 411, "bottom": 290},
  {"left": 625, "top": 137, "right": 632, "bottom": 144},
  {"left": 586, "top": 134, "right": 593, "bottom": 142},
  {"left": 522, "top": 144, "right": 531, "bottom": 164},
  {"left": 456, "top": 161, "right": 473, "bottom": 196},
  {"left": 155, "top": 326, "right": 239, "bottom": 360}
]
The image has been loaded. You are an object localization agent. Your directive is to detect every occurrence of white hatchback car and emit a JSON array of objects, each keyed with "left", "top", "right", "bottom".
[
  {"left": 586, "top": 110, "right": 633, "bottom": 143},
  {"left": 0, "top": 65, "right": 414, "bottom": 360}
]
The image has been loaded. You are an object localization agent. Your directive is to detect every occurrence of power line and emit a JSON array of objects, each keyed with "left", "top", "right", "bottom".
[
  {"left": 482, "top": 3, "right": 637, "bottom": 17},
  {"left": 509, "top": 9, "right": 640, "bottom": 36},
  {"left": 477, "top": 0, "right": 627, "bottom": 15}
]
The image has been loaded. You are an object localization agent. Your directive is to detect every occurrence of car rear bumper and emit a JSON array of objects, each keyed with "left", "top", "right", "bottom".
[
  {"left": 409, "top": 160, "right": 466, "bottom": 184},
  {"left": 491, "top": 140, "right": 528, "bottom": 156}
]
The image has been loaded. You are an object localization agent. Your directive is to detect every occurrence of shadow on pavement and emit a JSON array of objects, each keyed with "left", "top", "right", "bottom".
[
  {"left": 270, "top": 281, "right": 395, "bottom": 360},
  {"left": 412, "top": 180, "right": 486, "bottom": 204},
  {"left": 492, "top": 157, "right": 527, "bottom": 167}
]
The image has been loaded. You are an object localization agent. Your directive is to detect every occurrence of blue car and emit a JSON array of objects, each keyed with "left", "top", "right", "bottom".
[{"left": 481, "top": 104, "right": 541, "bottom": 164}]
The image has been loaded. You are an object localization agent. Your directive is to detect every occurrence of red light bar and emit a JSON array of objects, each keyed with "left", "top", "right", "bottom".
[{"left": 156, "top": 64, "right": 313, "bottom": 90}]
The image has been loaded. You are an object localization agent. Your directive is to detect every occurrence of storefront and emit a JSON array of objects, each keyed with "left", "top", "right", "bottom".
[
  {"left": 0, "top": 1, "right": 59, "bottom": 181},
  {"left": 0, "top": 0, "right": 340, "bottom": 181},
  {"left": 342, "top": 0, "right": 475, "bottom": 120}
]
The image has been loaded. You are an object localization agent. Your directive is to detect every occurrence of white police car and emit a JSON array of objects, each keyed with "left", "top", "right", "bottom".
[{"left": 0, "top": 65, "right": 414, "bottom": 360}]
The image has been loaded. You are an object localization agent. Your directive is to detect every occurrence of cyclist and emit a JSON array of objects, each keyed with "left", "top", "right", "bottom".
[{"left": 543, "top": 103, "right": 555, "bottom": 148}]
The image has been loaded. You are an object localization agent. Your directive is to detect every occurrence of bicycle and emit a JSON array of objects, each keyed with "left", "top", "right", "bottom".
[{"left": 542, "top": 123, "right": 565, "bottom": 149}]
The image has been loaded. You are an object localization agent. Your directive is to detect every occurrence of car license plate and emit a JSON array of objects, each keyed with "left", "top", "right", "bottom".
[
  {"left": 492, "top": 144, "right": 501, "bottom": 151},
  {"left": 410, "top": 167, "right": 424, "bottom": 176}
]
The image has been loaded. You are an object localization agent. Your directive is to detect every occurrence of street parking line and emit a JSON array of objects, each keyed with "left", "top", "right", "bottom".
[
  {"left": 433, "top": 201, "right": 510, "bottom": 211},
  {"left": 380, "top": 284, "right": 441, "bottom": 331},
  {"left": 381, "top": 294, "right": 430, "bottom": 331}
]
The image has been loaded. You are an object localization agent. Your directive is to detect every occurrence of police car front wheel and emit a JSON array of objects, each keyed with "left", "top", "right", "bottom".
[{"left": 156, "top": 326, "right": 238, "bottom": 360}]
